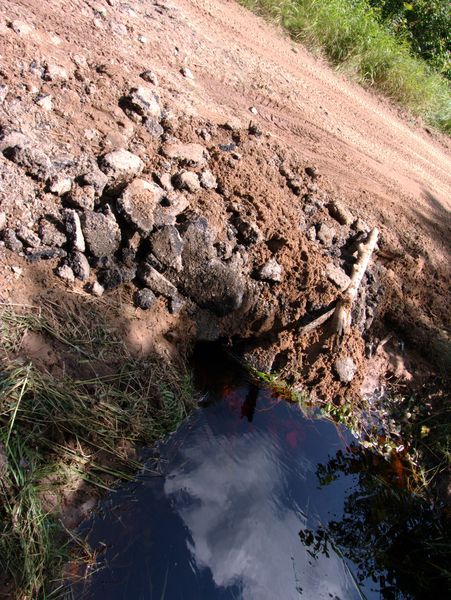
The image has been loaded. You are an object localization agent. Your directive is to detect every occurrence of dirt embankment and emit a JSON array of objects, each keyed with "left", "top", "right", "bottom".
[{"left": 0, "top": 0, "right": 450, "bottom": 401}]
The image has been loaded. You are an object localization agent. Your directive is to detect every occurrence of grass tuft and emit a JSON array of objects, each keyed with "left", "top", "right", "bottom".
[
  {"left": 240, "top": 0, "right": 451, "bottom": 132},
  {"left": 0, "top": 301, "right": 195, "bottom": 598}
]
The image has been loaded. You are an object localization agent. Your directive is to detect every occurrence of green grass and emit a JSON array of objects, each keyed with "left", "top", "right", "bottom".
[
  {"left": 0, "top": 301, "right": 195, "bottom": 598},
  {"left": 240, "top": 0, "right": 451, "bottom": 132}
]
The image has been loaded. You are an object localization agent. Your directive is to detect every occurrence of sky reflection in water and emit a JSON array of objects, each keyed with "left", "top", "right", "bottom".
[{"left": 77, "top": 373, "right": 376, "bottom": 599}]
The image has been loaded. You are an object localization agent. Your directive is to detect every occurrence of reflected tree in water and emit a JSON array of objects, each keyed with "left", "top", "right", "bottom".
[{"left": 299, "top": 446, "right": 451, "bottom": 599}]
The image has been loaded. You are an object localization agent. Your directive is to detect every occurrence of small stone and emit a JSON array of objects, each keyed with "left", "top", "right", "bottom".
[
  {"left": 99, "top": 149, "right": 143, "bottom": 181},
  {"left": 169, "top": 294, "right": 185, "bottom": 314},
  {"left": 56, "top": 264, "right": 75, "bottom": 283},
  {"left": 34, "top": 94, "right": 53, "bottom": 111},
  {"left": 223, "top": 117, "right": 242, "bottom": 131},
  {"left": 153, "top": 193, "right": 189, "bottom": 227},
  {"left": 65, "top": 209, "right": 85, "bottom": 252},
  {"left": 327, "top": 200, "right": 353, "bottom": 226},
  {"left": 10, "top": 20, "right": 33, "bottom": 35},
  {"left": 140, "top": 70, "right": 159, "bottom": 85},
  {"left": 143, "top": 118, "right": 164, "bottom": 138},
  {"left": 97, "top": 264, "right": 136, "bottom": 290},
  {"left": 352, "top": 218, "right": 370, "bottom": 233},
  {"left": 307, "top": 225, "right": 316, "bottom": 241},
  {"left": 117, "top": 178, "right": 164, "bottom": 234},
  {"left": 16, "top": 225, "right": 40, "bottom": 248},
  {"left": 258, "top": 257, "right": 283, "bottom": 282},
  {"left": 200, "top": 169, "right": 217, "bottom": 190},
  {"left": 110, "top": 20, "right": 127, "bottom": 35},
  {"left": 174, "top": 170, "right": 200, "bottom": 192},
  {"left": 0, "top": 85, "right": 9, "bottom": 103},
  {"left": 68, "top": 184, "right": 95, "bottom": 211},
  {"left": 157, "top": 172, "right": 173, "bottom": 191},
  {"left": 234, "top": 216, "right": 263, "bottom": 246},
  {"left": 305, "top": 166, "right": 318, "bottom": 180},
  {"left": 68, "top": 251, "right": 90, "bottom": 281},
  {"left": 249, "top": 106, "right": 258, "bottom": 115},
  {"left": 4, "top": 145, "right": 52, "bottom": 181},
  {"left": 149, "top": 225, "right": 183, "bottom": 272},
  {"left": 0, "top": 212, "right": 6, "bottom": 231},
  {"left": 38, "top": 219, "right": 66, "bottom": 247},
  {"left": 134, "top": 288, "right": 156, "bottom": 309},
  {"left": 325, "top": 263, "right": 351, "bottom": 291},
  {"left": 138, "top": 34, "right": 148, "bottom": 44},
  {"left": 122, "top": 86, "right": 161, "bottom": 120},
  {"left": 316, "top": 223, "right": 335, "bottom": 246},
  {"left": 81, "top": 168, "right": 109, "bottom": 197},
  {"left": 11, "top": 266, "right": 23, "bottom": 276},
  {"left": 48, "top": 175, "right": 72, "bottom": 196},
  {"left": 334, "top": 356, "right": 357, "bottom": 383},
  {"left": 180, "top": 67, "right": 194, "bottom": 79},
  {"left": 43, "top": 63, "right": 68, "bottom": 81},
  {"left": 161, "top": 140, "right": 208, "bottom": 168},
  {"left": 81, "top": 210, "right": 121, "bottom": 258},
  {"left": 138, "top": 264, "right": 178, "bottom": 298},
  {"left": 88, "top": 281, "right": 104, "bottom": 297}
]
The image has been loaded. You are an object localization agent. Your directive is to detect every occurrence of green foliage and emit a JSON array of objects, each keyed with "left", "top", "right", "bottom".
[
  {"left": 240, "top": 0, "right": 451, "bottom": 132},
  {"left": 369, "top": 0, "right": 451, "bottom": 79}
]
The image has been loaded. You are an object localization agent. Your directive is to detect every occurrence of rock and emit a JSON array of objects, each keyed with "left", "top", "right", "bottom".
[
  {"left": 138, "top": 34, "right": 148, "bottom": 44},
  {"left": 138, "top": 264, "right": 178, "bottom": 298},
  {"left": 200, "top": 169, "right": 217, "bottom": 189},
  {"left": 55, "top": 264, "right": 75, "bottom": 283},
  {"left": 173, "top": 170, "right": 200, "bottom": 192},
  {"left": 143, "top": 118, "right": 164, "bottom": 138},
  {"left": 81, "top": 210, "right": 121, "bottom": 258},
  {"left": 325, "top": 263, "right": 351, "bottom": 291},
  {"left": 90, "top": 281, "right": 105, "bottom": 296},
  {"left": 0, "top": 212, "right": 6, "bottom": 231},
  {"left": 234, "top": 216, "right": 263, "bottom": 246},
  {"left": 68, "top": 184, "right": 95, "bottom": 211},
  {"left": 140, "top": 70, "right": 159, "bottom": 85},
  {"left": 68, "top": 251, "right": 90, "bottom": 281},
  {"left": 223, "top": 117, "right": 242, "bottom": 131},
  {"left": 157, "top": 172, "right": 173, "bottom": 191},
  {"left": 327, "top": 200, "right": 353, "bottom": 226},
  {"left": 3, "top": 229, "right": 23, "bottom": 253},
  {"left": 257, "top": 258, "right": 283, "bottom": 282},
  {"left": 80, "top": 168, "right": 109, "bottom": 197},
  {"left": 99, "top": 149, "right": 143, "bottom": 181},
  {"left": 0, "top": 85, "right": 8, "bottom": 103},
  {"left": 149, "top": 225, "right": 183, "bottom": 272},
  {"left": 117, "top": 178, "right": 163, "bottom": 234},
  {"left": 184, "top": 259, "right": 245, "bottom": 316},
  {"left": 10, "top": 20, "right": 33, "bottom": 35},
  {"left": 249, "top": 106, "right": 258, "bottom": 115},
  {"left": 34, "top": 94, "right": 53, "bottom": 111},
  {"left": 3, "top": 144, "right": 53, "bottom": 181},
  {"left": 305, "top": 166, "right": 318, "bottom": 180},
  {"left": 334, "top": 356, "right": 357, "bottom": 383},
  {"left": 11, "top": 265, "right": 23, "bottom": 276},
  {"left": 180, "top": 67, "right": 194, "bottom": 79},
  {"left": 169, "top": 294, "right": 185, "bottom": 314},
  {"left": 65, "top": 209, "right": 85, "bottom": 252},
  {"left": 180, "top": 214, "right": 216, "bottom": 265},
  {"left": 0, "top": 130, "right": 31, "bottom": 153},
  {"left": 134, "top": 288, "right": 156, "bottom": 309},
  {"left": 122, "top": 86, "right": 161, "bottom": 120},
  {"left": 316, "top": 223, "right": 335, "bottom": 246},
  {"left": 153, "top": 193, "right": 189, "bottom": 227},
  {"left": 48, "top": 175, "right": 72, "bottom": 196},
  {"left": 26, "top": 247, "right": 66, "bottom": 262},
  {"left": 97, "top": 264, "right": 136, "bottom": 290},
  {"left": 352, "top": 218, "right": 370, "bottom": 233},
  {"left": 16, "top": 225, "right": 40, "bottom": 248},
  {"left": 43, "top": 63, "right": 68, "bottom": 81},
  {"left": 161, "top": 140, "right": 208, "bottom": 168},
  {"left": 39, "top": 218, "right": 66, "bottom": 247}
]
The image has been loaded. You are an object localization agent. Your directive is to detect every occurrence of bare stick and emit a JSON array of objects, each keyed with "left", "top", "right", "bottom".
[{"left": 298, "top": 307, "right": 335, "bottom": 336}]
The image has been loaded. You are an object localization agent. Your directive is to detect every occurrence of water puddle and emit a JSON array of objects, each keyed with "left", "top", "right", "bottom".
[{"left": 72, "top": 346, "right": 412, "bottom": 599}]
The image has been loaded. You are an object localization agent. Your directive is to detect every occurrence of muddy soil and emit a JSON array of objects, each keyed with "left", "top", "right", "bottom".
[{"left": 0, "top": 1, "right": 449, "bottom": 422}]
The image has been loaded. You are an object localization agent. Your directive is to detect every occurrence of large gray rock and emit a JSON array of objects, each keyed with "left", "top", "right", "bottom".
[
  {"left": 4, "top": 144, "right": 53, "bottom": 181},
  {"left": 97, "top": 264, "right": 136, "bottom": 290},
  {"left": 149, "top": 225, "right": 183, "bottom": 272},
  {"left": 153, "top": 193, "right": 189, "bottom": 227},
  {"left": 117, "top": 178, "right": 163, "bottom": 234},
  {"left": 161, "top": 140, "right": 208, "bottom": 167},
  {"left": 134, "top": 288, "right": 156, "bottom": 310},
  {"left": 68, "top": 184, "right": 95, "bottom": 211},
  {"left": 138, "top": 264, "right": 178, "bottom": 298},
  {"left": 81, "top": 210, "right": 121, "bottom": 258},
  {"left": 180, "top": 214, "right": 216, "bottom": 265},
  {"left": 99, "top": 149, "right": 143, "bottom": 181},
  {"left": 68, "top": 251, "right": 90, "bottom": 281}
]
